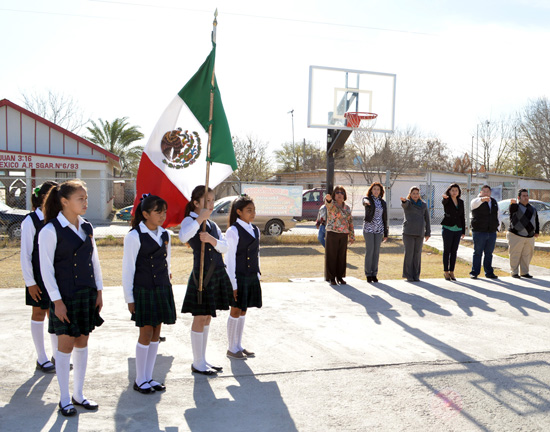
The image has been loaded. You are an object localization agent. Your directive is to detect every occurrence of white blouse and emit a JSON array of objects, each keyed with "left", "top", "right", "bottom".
[
  {"left": 38, "top": 212, "right": 104, "bottom": 302},
  {"left": 20, "top": 208, "right": 43, "bottom": 287},
  {"left": 122, "top": 221, "right": 172, "bottom": 304},
  {"left": 178, "top": 212, "right": 228, "bottom": 254},
  {"left": 225, "top": 218, "right": 261, "bottom": 291}
]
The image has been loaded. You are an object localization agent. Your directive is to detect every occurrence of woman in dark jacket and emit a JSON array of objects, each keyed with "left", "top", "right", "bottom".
[
  {"left": 362, "top": 182, "right": 388, "bottom": 282},
  {"left": 401, "top": 186, "right": 431, "bottom": 282},
  {"left": 441, "top": 183, "right": 466, "bottom": 281}
]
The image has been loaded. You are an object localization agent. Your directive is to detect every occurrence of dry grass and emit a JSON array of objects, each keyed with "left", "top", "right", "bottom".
[{"left": 1, "top": 238, "right": 506, "bottom": 289}]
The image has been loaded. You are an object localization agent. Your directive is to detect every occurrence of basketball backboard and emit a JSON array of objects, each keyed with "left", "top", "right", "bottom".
[{"left": 307, "top": 65, "right": 396, "bottom": 133}]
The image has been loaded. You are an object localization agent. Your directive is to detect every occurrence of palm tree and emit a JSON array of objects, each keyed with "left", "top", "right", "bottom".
[{"left": 86, "top": 117, "right": 145, "bottom": 177}]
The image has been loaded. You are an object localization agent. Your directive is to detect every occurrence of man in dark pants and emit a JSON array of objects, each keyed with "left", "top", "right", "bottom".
[{"left": 470, "top": 185, "right": 501, "bottom": 279}]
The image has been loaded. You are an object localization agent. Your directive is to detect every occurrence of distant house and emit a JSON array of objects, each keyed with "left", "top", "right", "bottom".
[{"left": 0, "top": 98, "right": 120, "bottom": 221}]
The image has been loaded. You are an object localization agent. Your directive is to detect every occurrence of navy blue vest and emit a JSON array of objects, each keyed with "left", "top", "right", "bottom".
[
  {"left": 471, "top": 198, "right": 499, "bottom": 233},
  {"left": 28, "top": 211, "right": 44, "bottom": 287},
  {"left": 187, "top": 218, "right": 225, "bottom": 272},
  {"left": 234, "top": 223, "right": 260, "bottom": 276},
  {"left": 133, "top": 225, "right": 171, "bottom": 288},
  {"left": 50, "top": 218, "right": 97, "bottom": 298}
]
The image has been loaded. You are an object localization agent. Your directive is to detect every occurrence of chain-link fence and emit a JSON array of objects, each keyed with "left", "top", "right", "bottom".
[{"left": 2, "top": 172, "right": 549, "bottom": 240}]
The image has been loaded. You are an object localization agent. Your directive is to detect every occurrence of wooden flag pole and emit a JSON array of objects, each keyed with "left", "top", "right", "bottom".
[{"left": 198, "top": 9, "right": 218, "bottom": 304}]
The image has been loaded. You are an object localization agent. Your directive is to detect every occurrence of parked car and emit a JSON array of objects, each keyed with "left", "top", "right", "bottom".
[
  {"left": 116, "top": 205, "right": 133, "bottom": 221},
  {"left": 298, "top": 188, "right": 326, "bottom": 221},
  {"left": 498, "top": 199, "right": 550, "bottom": 234},
  {"left": 0, "top": 202, "right": 28, "bottom": 238},
  {"left": 211, "top": 196, "right": 297, "bottom": 236}
]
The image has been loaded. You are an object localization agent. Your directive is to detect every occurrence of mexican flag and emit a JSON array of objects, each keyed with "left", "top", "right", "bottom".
[{"left": 134, "top": 43, "right": 237, "bottom": 227}]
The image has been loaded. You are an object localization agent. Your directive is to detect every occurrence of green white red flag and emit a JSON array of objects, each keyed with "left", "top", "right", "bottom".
[{"left": 134, "top": 43, "right": 237, "bottom": 227}]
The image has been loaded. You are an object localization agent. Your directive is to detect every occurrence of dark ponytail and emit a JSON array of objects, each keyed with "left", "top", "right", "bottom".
[
  {"left": 229, "top": 194, "right": 254, "bottom": 226},
  {"left": 31, "top": 180, "right": 58, "bottom": 209},
  {"left": 184, "top": 185, "right": 213, "bottom": 217},
  {"left": 131, "top": 194, "right": 168, "bottom": 229},
  {"left": 43, "top": 179, "right": 87, "bottom": 223}
]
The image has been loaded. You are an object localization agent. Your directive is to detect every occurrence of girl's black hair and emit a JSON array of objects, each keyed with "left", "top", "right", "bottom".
[
  {"left": 31, "top": 180, "right": 58, "bottom": 209},
  {"left": 43, "top": 179, "right": 87, "bottom": 223},
  {"left": 184, "top": 185, "right": 213, "bottom": 217},
  {"left": 445, "top": 183, "right": 462, "bottom": 198},
  {"left": 131, "top": 194, "right": 168, "bottom": 229},
  {"left": 229, "top": 194, "right": 254, "bottom": 226}
]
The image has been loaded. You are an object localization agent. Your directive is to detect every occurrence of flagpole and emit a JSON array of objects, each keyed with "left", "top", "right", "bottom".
[{"left": 198, "top": 9, "right": 218, "bottom": 304}]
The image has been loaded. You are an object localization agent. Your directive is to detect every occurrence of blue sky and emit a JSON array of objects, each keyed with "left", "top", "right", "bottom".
[{"left": 1, "top": 0, "right": 549, "bottom": 164}]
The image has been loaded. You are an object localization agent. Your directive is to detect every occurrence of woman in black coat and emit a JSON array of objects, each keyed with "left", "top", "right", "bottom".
[{"left": 441, "top": 183, "right": 466, "bottom": 281}]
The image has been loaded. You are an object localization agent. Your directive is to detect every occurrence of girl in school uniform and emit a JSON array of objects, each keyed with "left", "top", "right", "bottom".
[
  {"left": 225, "top": 195, "right": 262, "bottom": 360},
  {"left": 179, "top": 186, "right": 233, "bottom": 375},
  {"left": 38, "top": 179, "right": 104, "bottom": 417},
  {"left": 122, "top": 194, "right": 176, "bottom": 393},
  {"left": 21, "top": 181, "right": 58, "bottom": 373}
]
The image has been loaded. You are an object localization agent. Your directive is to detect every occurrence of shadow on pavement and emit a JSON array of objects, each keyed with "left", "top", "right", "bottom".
[
  {"left": 331, "top": 282, "right": 550, "bottom": 430},
  {"left": 413, "top": 280, "right": 496, "bottom": 316},
  {"left": 114, "top": 355, "right": 175, "bottom": 432},
  {"left": 184, "top": 360, "right": 297, "bottom": 432},
  {"left": 455, "top": 280, "right": 550, "bottom": 316},
  {"left": 0, "top": 372, "right": 60, "bottom": 431}
]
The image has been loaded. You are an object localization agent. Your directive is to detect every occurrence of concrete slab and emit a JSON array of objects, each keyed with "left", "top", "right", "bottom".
[{"left": 1, "top": 277, "right": 550, "bottom": 431}]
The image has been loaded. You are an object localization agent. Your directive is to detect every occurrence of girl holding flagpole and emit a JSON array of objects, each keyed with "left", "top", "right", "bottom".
[
  {"left": 21, "top": 181, "right": 58, "bottom": 373},
  {"left": 122, "top": 194, "right": 176, "bottom": 393},
  {"left": 225, "top": 194, "right": 262, "bottom": 360},
  {"left": 38, "top": 180, "right": 104, "bottom": 416},
  {"left": 179, "top": 185, "right": 233, "bottom": 375}
]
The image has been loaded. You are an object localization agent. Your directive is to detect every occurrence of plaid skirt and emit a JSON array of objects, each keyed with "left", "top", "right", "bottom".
[
  {"left": 181, "top": 266, "right": 233, "bottom": 317},
  {"left": 132, "top": 284, "right": 176, "bottom": 327},
  {"left": 48, "top": 287, "right": 104, "bottom": 337},
  {"left": 25, "top": 281, "right": 50, "bottom": 310},
  {"left": 230, "top": 273, "right": 262, "bottom": 312}
]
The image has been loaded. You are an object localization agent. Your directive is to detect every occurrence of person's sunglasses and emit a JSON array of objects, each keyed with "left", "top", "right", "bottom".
[{"left": 334, "top": 191, "right": 344, "bottom": 195}]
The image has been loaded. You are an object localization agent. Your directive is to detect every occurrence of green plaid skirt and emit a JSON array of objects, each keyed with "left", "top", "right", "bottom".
[
  {"left": 181, "top": 266, "right": 233, "bottom": 317},
  {"left": 132, "top": 284, "right": 176, "bottom": 327},
  {"left": 25, "top": 282, "right": 50, "bottom": 310},
  {"left": 230, "top": 273, "right": 262, "bottom": 312},
  {"left": 48, "top": 287, "right": 104, "bottom": 337}
]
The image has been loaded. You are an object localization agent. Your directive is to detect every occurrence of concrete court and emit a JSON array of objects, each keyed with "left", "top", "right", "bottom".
[{"left": 1, "top": 276, "right": 550, "bottom": 432}]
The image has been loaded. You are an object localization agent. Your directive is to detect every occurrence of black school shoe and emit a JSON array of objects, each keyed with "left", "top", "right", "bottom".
[
  {"left": 133, "top": 381, "right": 155, "bottom": 394},
  {"left": 72, "top": 397, "right": 98, "bottom": 410},
  {"left": 148, "top": 380, "right": 166, "bottom": 391},
  {"left": 36, "top": 360, "right": 55, "bottom": 373},
  {"left": 521, "top": 274, "right": 534, "bottom": 279},
  {"left": 512, "top": 274, "right": 521, "bottom": 279},
  {"left": 59, "top": 402, "right": 77, "bottom": 417},
  {"left": 486, "top": 274, "right": 498, "bottom": 279}
]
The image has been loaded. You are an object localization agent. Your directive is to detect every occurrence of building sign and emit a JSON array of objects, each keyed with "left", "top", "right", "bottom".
[
  {"left": 241, "top": 184, "right": 303, "bottom": 216},
  {"left": 0, "top": 152, "right": 82, "bottom": 170}
]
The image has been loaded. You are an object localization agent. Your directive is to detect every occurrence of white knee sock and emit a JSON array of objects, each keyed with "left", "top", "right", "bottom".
[
  {"left": 50, "top": 333, "right": 58, "bottom": 361},
  {"left": 31, "top": 320, "right": 49, "bottom": 364},
  {"left": 191, "top": 330, "right": 207, "bottom": 371},
  {"left": 145, "top": 341, "right": 159, "bottom": 385},
  {"left": 135, "top": 342, "right": 151, "bottom": 389},
  {"left": 203, "top": 325, "right": 213, "bottom": 368},
  {"left": 236, "top": 316, "right": 246, "bottom": 352},
  {"left": 55, "top": 351, "right": 72, "bottom": 407},
  {"left": 72, "top": 346, "right": 88, "bottom": 403},
  {"left": 227, "top": 316, "right": 239, "bottom": 353}
]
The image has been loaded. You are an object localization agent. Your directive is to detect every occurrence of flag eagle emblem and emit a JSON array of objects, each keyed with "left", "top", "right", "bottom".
[{"left": 161, "top": 128, "right": 202, "bottom": 169}]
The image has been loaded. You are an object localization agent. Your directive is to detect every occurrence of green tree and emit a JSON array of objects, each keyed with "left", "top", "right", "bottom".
[
  {"left": 86, "top": 117, "right": 144, "bottom": 177},
  {"left": 274, "top": 141, "right": 326, "bottom": 172}
]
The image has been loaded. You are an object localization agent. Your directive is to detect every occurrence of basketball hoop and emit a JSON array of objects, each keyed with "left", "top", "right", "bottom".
[{"left": 344, "top": 112, "right": 378, "bottom": 128}]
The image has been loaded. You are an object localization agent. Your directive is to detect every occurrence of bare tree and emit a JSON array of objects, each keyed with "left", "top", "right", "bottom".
[
  {"left": 452, "top": 153, "right": 472, "bottom": 173},
  {"left": 21, "top": 89, "right": 88, "bottom": 133},
  {"left": 519, "top": 97, "right": 550, "bottom": 178},
  {"left": 232, "top": 135, "right": 271, "bottom": 181},
  {"left": 474, "top": 117, "right": 517, "bottom": 174},
  {"left": 350, "top": 126, "right": 420, "bottom": 186},
  {"left": 418, "top": 138, "right": 453, "bottom": 171}
]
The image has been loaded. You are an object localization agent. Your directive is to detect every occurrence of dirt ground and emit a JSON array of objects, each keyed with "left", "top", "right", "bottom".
[{"left": 0, "top": 239, "right": 505, "bottom": 289}]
